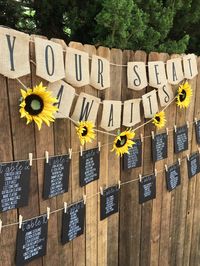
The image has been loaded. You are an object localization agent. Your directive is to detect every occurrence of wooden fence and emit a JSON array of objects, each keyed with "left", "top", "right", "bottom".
[{"left": 0, "top": 37, "right": 200, "bottom": 266}]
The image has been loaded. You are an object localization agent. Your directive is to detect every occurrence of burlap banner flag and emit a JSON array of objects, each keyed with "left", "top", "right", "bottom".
[
  {"left": 167, "top": 57, "right": 184, "bottom": 85},
  {"left": 127, "top": 62, "right": 148, "bottom": 90},
  {"left": 0, "top": 27, "right": 30, "bottom": 78},
  {"left": 90, "top": 55, "right": 110, "bottom": 90},
  {"left": 142, "top": 90, "right": 158, "bottom": 118},
  {"left": 101, "top": 100, "right": 121, "bottom": 131},
  {"left": 71, "top": 92, "right": 100, "bottom": 124},
  {"left": 148, "top": 61, "right": 167, "bottom": 88},
  {"left": 48, "top": 80, "right": 75, "bottom": 118},
  {"left": 65, "top": 47, "right": 89, "bottom": 87},
  {"left": 158, "top": 83, "right": 174, "bottom": 107},
  {"left": 183, "top": 54, "right": 198, "bottom": 79},
  {"left": 34, "top": 37, "right": 65, "bottom": 83},
  {"left": 123, "top": 99, "right": 141, "bottom": 127}
]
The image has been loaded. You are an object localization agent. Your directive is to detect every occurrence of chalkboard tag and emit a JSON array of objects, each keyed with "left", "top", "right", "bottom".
[
  {"left": 15, "top": 214, "right": 48, "bottom": 266},
  {"left": 187, "top": 152, "right": 200, "bottom": 179},
  {"left": 0, "top": 160, "right": 31, "bottom": 213},
  {"left": 165, "top": 162, "right": 181, "bottom": 191},
  {"left": 174, "top": 124, "right": 188, "bottom": 154},
  {"left": 79, "top": 147, "right": 100, "bottom": 187},
  {"left": 152, "top": 132, "right": 168, "bottom": 162},
  {"left": 139, "top": 174, "right": 156, "bottom": 204},
  {"left": 61, "top": 201, "right": 85, "bottom": 244},
  {"left": 100, "top": 185, "right": 119, "bottom": 220},
  {"left": 43, "top": 155, "right": 70, "bottom": 199},
  {"left": 123, "top": 139, "right": 142, "bottom": 170},
  {"left": 195, "top": 119, "right": 200, "bottom": 144}
]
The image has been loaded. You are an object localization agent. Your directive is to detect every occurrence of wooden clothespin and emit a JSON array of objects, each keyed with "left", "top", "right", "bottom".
[
  {"left": 68, "top": 148, "right": 72, "bottom": 159},
  {"left": 139, "top": 174, "right": 142, "bottom": 182},
  {"left": 45, "top": 151, "right": 49, "bottom": 163},
  {"left": 151, "top": 131, "right": 155, "bottom": 140},
  {"left": 80, "top": 146, "right": 83, "bottom": 157},
  {"left": 83, "top": 195, "right": 87, "bottom": 205},
  {"left": 174, "top": 125, "right": 177, "bottom": 133},
  {"left": 47, "top": 207, "right": 50, "bottom": 220},
  {"left": 154, "top": 168, "right": 157, "bottom": 177},
  {"left": 165, "top": 164, "right": 168, "bottom": 172},
  {"left": 64, "top": 202, "right": 68, "bottom": 213},
  {"left": 178, "top": 158, "right": 181, "bottom": 165},
  {"left": 0, "top": 219, "right": 2, "bottom": 234},
  {"left": 118, "top": 180, "right": 121, "bottom": 189},
  {"left": 98, "top": 142, "right": 101, "bottom": 152},
  {"left": 166, "top": 127, "right": 169, "bottom": 135},
  {"left": 19, "top": 215, "right": 23, "bottom": 229},
  {"left": 187, "top": 154, "right": 190, "bottom": 161},
  {"left": 29, "top": 153, "right": 33, "bottom": 166},
  {"left": 100, "top": 186, "right": 104, "bottom": 195},
  {"left": 140, "top": 133, "right": 143, "bottom": 143}
]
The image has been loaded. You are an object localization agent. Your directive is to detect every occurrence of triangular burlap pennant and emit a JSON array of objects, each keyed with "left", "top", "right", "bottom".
[
  {"left": 183, "top": 54, "right": 198, "bottom": 79},
  {"left": 158, "top": 83, "right": 174, "bottom": 107},
  {"left": 101, "top": 100, "right": 122, "bottom": 131},
  {"left": 123, "top": 99, "right": 141, "bottom": 127},
  {"left": 71, "top": 92, "right": 100, "bottom": 124},
  {"left": 65, "top": 47, "right": 89, "bottom": 87},
  {"left": 167, "top": 58, "right": 184, "bottom": 85},
  {"left": 0, "top": 27, "right": 30, "bottom": 78},
  {"left": 148, "top": 61, "right": 167, "bottom": 88},
  {"left": 90, "top": 55, "right": 110, "bottom": 90},
  {"left": 142, "top": 90, "right": 158, "bottom": 118},
  {"left": 34, "top": 37, "right": 65, "bottom": 83},
  {"left": 48, "top": 80, "right": 75, "bottom": 118},
  {"left": 127, "top": 62, "right": 147, "bottom": 90}
]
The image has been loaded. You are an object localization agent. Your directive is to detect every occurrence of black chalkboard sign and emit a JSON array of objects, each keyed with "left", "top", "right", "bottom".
[
  {"left": 0, "top": 161, "right": 31, "bottom": 213},
  {"left": 195, "top": 120, "right": 200, "bottom": 144},
  {"left": 123, "top": 139, "right": 142, "bottom": 170},
  {"left": 61, "top": 201, "right": 85, "bottom": 244},
  {"left": 187, "top": 152, "right": 200, "bottom": 179},
  {"left": 79, "top": 148, "right": 100, "bottom": 187},
  {"left": 139, "top": 174, "right": 156, "bottom": 204},
  {"left": 100, "top": 185, "right": 119, "bottom": 220},
  {"left": 15, "top": 214, "right": 48, "bottom": 266},
  {"left": 152, "top": 133, "right": 168, "bottom": 162},
  {"left": 174, "top": 125, "right": 188, "bottom": 154},
  {"left": 43, "top": 155, "right": 70, "bottom": 199},
  {"left": 165, "top": 162, "right": 181, "bottom": 191}
]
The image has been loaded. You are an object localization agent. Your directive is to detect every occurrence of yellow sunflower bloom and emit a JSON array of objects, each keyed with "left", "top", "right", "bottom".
[
  {"left": 112, "top": 130, "right": 135, "bottom": 157},
  {"left": 76, "top": 121, "right": 96, "bottom": 145},
  {"left": 176, "top": 81, "right": 192, "bottom": 108},
  {"left": 19, "top": 82, "right": 58, "bottom": 130},
  {"left": 152, "top": 111, "right": 166, "bottom": 129}
]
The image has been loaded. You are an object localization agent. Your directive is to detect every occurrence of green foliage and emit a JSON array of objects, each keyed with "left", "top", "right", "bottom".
[{"left": 1, "top": 0, "right": 200, "bottom": 54}]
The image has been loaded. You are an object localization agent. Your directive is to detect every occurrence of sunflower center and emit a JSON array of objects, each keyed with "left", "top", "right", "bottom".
[
  {"left": 116, "top": 135, "right": 127, "bottom": 148},
  {"left": 81, "top": 126, "right": 88, "bottom": 137},
  {"left": 155, "top": 116, "right": 160, "bottom": 122},
  {"left": 179, "top": 89, "right": 187, "bottom": 102},
  {"left": 25, "top": 94, "right": 44, "bottom": 115}
]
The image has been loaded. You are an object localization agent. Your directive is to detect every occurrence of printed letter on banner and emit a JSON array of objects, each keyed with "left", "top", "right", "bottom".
[
  {"left": 90, "top": 55, "right": 110, "bottom": 90},
  {"left": 183, "top": 54, "right": 198, "bottom": 79},
  {"left": 71, "top": 92, "right": 100, "bottom": 124},
  {"left": 101, "top": 100, "right": 121, "bottom": 131},
  {"left": 34, "top": 37, "right": 65, "bottom": 82},
  {"left": 123, "top": 99, "right": 141, "bottom": 127},
  {"left": 0, "top": 27, "right": 30, "bottom": 78},
  {"left": 167, "top": 57, "right": 184, "bottom": 85},
  {"left": 127, "top": 62, "right": 147, "bottom": 90},
  {"left": 48, "top": 80, "right": 75, "bottom": 118},
  {"left": 142, "top": 90, "right": 158, "bottom": 118},
  {"left": 65, "top": 47, "right": 89, "bottom": 87},
  {"left": 158, "top": 83, "right": 174, "bottom": 107},
  {"left": 148, "top": 61, "right": 167, "bottom": 88}
]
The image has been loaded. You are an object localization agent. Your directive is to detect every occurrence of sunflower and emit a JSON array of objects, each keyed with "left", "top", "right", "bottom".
[
  {"left": 176, "top": 81, "right": 192, "bottom": 108},
  {"left": 112, "top": 130, "right": 135, "bottom": 157},
  {"left": 19, "top": 82, "right": 58, "bottom": 130},
  {"left": 152, "top": 111, "right": 166, "bottom": 129},
  {"left": 76, "top": 121, "right": 96, "bottom": 145}
]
